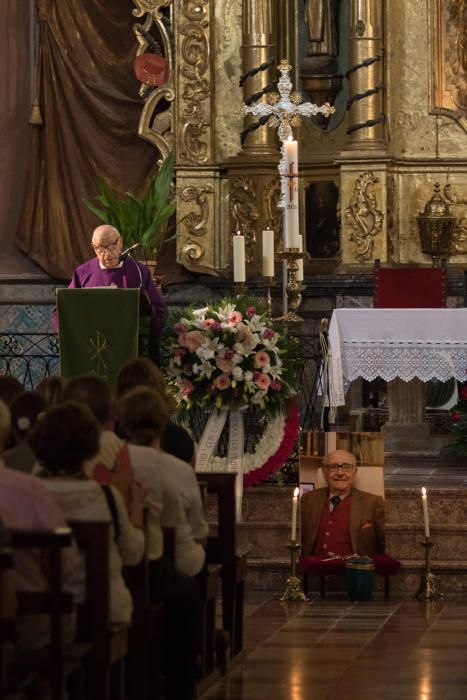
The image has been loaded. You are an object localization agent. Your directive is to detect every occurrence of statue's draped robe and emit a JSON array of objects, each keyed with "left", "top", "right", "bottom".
[{"left": 16, "top": 0, "right": 156, "bottom": 279}]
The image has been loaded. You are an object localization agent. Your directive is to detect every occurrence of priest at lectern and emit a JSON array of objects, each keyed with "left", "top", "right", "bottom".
[{"left": 52, "top": 225, "right": 166, "bottom": 331}]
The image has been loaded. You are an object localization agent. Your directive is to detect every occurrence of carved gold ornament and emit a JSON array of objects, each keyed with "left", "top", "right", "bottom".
[
  {"left": 230, "top": 177, "right": 259, "bottom": 263},
  {"left": 180, "top": 185, "right": 213, "bottom": 237},
  {"left": 344, "top": 172, "right": 383, "bottom": 263}
]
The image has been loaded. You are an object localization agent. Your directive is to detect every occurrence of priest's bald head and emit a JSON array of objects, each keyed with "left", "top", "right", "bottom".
[{"left": 91, "top": 225, "right": 123, "bottom": 268}]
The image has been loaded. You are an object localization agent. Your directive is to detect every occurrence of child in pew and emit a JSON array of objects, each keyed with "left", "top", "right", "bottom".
[
  {"left": 0, "top": 399, "right": 79, "bottom": 651},
  {"left": 29, "top": 401, "right": 145, "bottom": 625},
  {"left": 3, "top": 391, "right": 46, "bottom": 474}
]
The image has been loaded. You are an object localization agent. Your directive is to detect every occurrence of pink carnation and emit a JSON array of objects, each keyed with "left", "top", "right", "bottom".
[
  {"left": 215, "top": 374, "right": 231, "bottom": 391},
  {"left": 223, "top": 349, "right": 234, "bottom": 360},
  {"left": 246, "top": 306, "right": 256, "bottom": 318},
  {"left": 271, "top": 380, "right": 282, "bottom": 392},
  {"left": 173, "top": 322, "right": 186, "bottom": 334},
  {"left": 255, "top": 351, "right": 270, "bottom": 368},
  {"left": 255, "top": 373, "right": 271, "bottom": 390}
]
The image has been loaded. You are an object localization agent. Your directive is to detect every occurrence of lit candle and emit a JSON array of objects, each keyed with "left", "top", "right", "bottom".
[
  {"left": 232, "top": 230, "right": 246, "bottom": 282},
  {"left": 297, "top": 234, "right": 304, "bottom": 282},
  {"left": 421, "top": 487, "right": 430, "bottom": 538},
  {"left": 283, "top": 137, "right": 300, "bottom": 250},
  {"left": 291, "top": 486, "right": 299, "bottom": 541},
  {"left": 262, "top": 228, "right": 275, "bottom": 277}
]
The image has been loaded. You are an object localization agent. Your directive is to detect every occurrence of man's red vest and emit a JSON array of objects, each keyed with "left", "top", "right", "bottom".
[{"left": 312, "top": 496, "right": 353, "bottom": 557}]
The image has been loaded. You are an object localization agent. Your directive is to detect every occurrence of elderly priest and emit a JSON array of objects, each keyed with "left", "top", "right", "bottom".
[{"left": 52, "top": 224, "right": 166, "bottom": 331}]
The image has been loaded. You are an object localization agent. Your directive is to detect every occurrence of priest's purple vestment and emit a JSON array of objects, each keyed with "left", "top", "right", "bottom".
[{"left": 52, "top": 257, "right": 166, "bottom": 331}]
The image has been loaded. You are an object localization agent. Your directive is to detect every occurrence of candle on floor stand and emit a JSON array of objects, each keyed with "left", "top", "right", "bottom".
[
  {"left": 421, "top": 487, "right": 430, "bottom": 538},
  {"left": 262, "top": 229, "right": 275, "bottom": 277},
  {"left": 232, "top": 230, "right": 246, "bottom": 283},
  {"left": 291, "top": 486, "right": 299, "bottom": 541}
]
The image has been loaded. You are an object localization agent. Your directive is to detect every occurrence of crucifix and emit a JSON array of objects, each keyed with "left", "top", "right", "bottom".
[{"left": 243, "top": 59, "right": 335, "bottom": 319}]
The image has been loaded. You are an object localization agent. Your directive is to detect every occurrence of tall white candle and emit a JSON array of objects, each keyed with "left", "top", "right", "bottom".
[
  {"left": 421, "top": 487, "right": 430, "bottom": 538},
  {"left": 297, "top": 234, "right": 304, "bottom": 282},
  {"left": 283, "top": 137, "right": 300, "bottom": 250},
  {"left": 262, "top": 229, "right": 275, "bottom": 277},
  {"left": 291, "top": 486, "right": 299, "bottom": 541},
  {"left": 232, "top": 231, "right": 246, "bottom": 282}
]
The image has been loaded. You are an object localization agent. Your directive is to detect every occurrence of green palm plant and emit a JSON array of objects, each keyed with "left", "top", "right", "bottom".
[{"left": 85, "top": 152, "right": 176, "bottom": 260}]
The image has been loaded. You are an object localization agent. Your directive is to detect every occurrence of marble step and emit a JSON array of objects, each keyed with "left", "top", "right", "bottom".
[
  {"left": 209, "top": 486, "right": 467, "bottom": 524},
  {"left": 246, "top": 557, "right": 467, "bottom": 597},
  {"left": 234, "top": 521, "right": 467, "bottom": 561}
]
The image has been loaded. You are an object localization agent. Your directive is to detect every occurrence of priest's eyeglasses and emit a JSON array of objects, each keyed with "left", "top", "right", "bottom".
[
  {"left": 93, "top": 238, "right": 120, "bottom": 254},
  {"left": 325, "top": 463, "right": 355, "bottom": 472}
]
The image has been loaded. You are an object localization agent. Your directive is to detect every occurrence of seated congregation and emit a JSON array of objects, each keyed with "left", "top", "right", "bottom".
[{"left": 0, "top": 363, "right": 241, "bottom": 700}]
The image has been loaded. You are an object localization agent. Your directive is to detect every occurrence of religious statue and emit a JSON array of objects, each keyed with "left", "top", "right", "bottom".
[{"left": 305, "top": 0, "right": 340, "bottom": 57}]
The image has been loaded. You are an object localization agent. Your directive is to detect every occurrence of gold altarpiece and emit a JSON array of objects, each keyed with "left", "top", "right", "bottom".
[{"left": 132, "top": 0, "right": 467, "bottom": 275}]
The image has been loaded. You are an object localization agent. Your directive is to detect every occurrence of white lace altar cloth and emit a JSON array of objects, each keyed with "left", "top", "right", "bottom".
[{"left": 328, "top": 308, "right": 467, "bottom": 407}]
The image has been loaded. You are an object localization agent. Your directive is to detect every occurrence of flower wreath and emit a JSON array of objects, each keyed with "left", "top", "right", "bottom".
[{"left": 195, "top": 397, "right": 300, "bottom": 486}]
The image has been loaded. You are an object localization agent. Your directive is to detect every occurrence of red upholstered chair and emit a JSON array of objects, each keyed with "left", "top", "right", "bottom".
[
  {"left": 299, "top": 554, "right": 401, "bottom": 600},
  {"left": 373, "top": 261, "right": 447, "bottom": 308}
]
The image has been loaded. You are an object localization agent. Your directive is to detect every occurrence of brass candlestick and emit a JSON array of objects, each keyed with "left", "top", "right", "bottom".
[
  {"left": 233, "top": 281, "right": 246, "bottom": 298},
  {"left": 415, "top": 538, "right": 443, "bottom": 601},
  {"left": 280, "top": 539, "right": 308, "bottom": 602},
  {"left": 277, "top": 249, "right": 306, "bottom": 323},
  {"left": 263, "top": 276, "right": 275, "bottom": 316}
]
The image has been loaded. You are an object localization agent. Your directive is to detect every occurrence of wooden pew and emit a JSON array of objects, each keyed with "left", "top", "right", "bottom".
[
  {"left": 196, "top": 473, "right": 248, "bottom": 658},
  {"left": 68, "top": 520, "right": 128, "bottom": 700},
  {"left": 0, "top": 541, "right": 16, "bottom": 699},
  {"left": 8, "top": 528, "right": 79, "bottom": 700}
]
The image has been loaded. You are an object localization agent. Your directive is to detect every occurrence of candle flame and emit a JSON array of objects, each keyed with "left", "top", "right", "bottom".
[
  {"left": 235, "top": 230, "right": 241, "bottom": 236},
  {"left": 421, "top": 487, "right": 427, "bottom": 496},
  {"left": 293, "top": 487, "right": 299, "bottom": 498},
  {"left": 287, "top": 135, "right": 293, "bottom": 142}
]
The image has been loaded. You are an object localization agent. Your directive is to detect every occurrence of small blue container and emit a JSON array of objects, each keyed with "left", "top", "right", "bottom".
[{"left": 345, "top": 557, "right": 375, "bottom": 601}]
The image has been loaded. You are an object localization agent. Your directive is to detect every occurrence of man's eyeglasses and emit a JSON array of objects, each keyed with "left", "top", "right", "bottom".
[
  {"left": 324, "top": 463, "right": 355, "bottom": 473},
  {"left": 93, "top": 238, "right": 120, "bottom": 254}
]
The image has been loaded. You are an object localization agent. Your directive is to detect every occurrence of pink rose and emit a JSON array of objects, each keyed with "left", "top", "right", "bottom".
[
  {"left": 262, "top": 328, "right": 275, "bottom": 340},
  {"left": 173, "top": 322, "right": 186, "bottom": 333},
  {"left": 228, "top": 311, "right": 243, "bottom": 325},
  {"left": 217, "top": 357, "right": 234, "bottom": 373},
  {"left": 178, "top": 330, "right": 205, "bottom": 352},
  {"left": 255, "top": 351, "right": 270, "bottom": 368},
  {"left": 271, "top": 380, "right": 282, "bottom": 392},
  {"left": 255, "top": 373, "right": 271, "bottom": 390},
  {"left": 236, "top": 326, "right": 255, "bottom": 351},
  {"left": 179, "top": 378, "right": 194, "bottom": 396},
  {"left": 246, "top": 306, "right": 256, "bottom": 318},
  {"left": 215, "top": 374, "right": 231, "bottom": 391}
]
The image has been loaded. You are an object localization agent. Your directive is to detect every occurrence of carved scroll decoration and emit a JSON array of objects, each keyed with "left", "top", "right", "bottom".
[
  {"left": 179, "top": 185, "right": 217, "bottom": 274},
  {"left": 133, "top": 0, "right": 175, "bottom": 161},
  {"left": 263, "top": 178, "right": 284, "bottom": 253},
  {"left": 430, "top": 0, "right": 467, "bottom": 131},
  {"left": 444, "top": 181, "right": 467, "bottom": 255},
  {"left": 230, "top": 177, "right": 259, "bottom": 263},
  {"left": 344, "top": 171, "right": 383, "bottom": 262},
  {"left": 178, "top": 1, "right": 211, "bottom": 164}
]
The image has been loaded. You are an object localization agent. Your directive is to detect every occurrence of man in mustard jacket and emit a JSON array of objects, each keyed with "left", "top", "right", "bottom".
[{"left": 301, "top": 449, "right": 385, "bottom": 557}]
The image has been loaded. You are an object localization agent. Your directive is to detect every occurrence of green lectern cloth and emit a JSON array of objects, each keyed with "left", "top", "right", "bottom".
[{"left": 57, "top": 288, "right": 139, "bottom": 386}]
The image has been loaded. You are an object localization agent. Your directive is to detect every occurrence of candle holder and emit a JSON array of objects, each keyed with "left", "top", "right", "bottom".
[
  {"left": 415, "top": 538, "right": 443, "bottom": 601},
  {"left": 262, "top": 276, "right": 275, "bottom": 316},
  {"left": 233, "top": 281, "right": 246, "bottom": 298},
  {"left": 276, "top": 249, "right": 306, "bottom": 323},
  {"left": 280, "top": 539, "right": 308, "bottom": 602}
]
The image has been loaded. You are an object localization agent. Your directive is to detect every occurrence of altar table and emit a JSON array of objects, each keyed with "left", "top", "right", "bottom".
[{"left": 328, "top": 308, "right": 467, "bottom": 408}]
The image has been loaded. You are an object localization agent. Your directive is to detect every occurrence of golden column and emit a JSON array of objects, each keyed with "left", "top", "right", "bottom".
[
  {"left": 241, "top": 0, "right": 278, "bottom": 156},
  {"left": 346, "top": 0, "right": 386, "bottom": 151}
]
